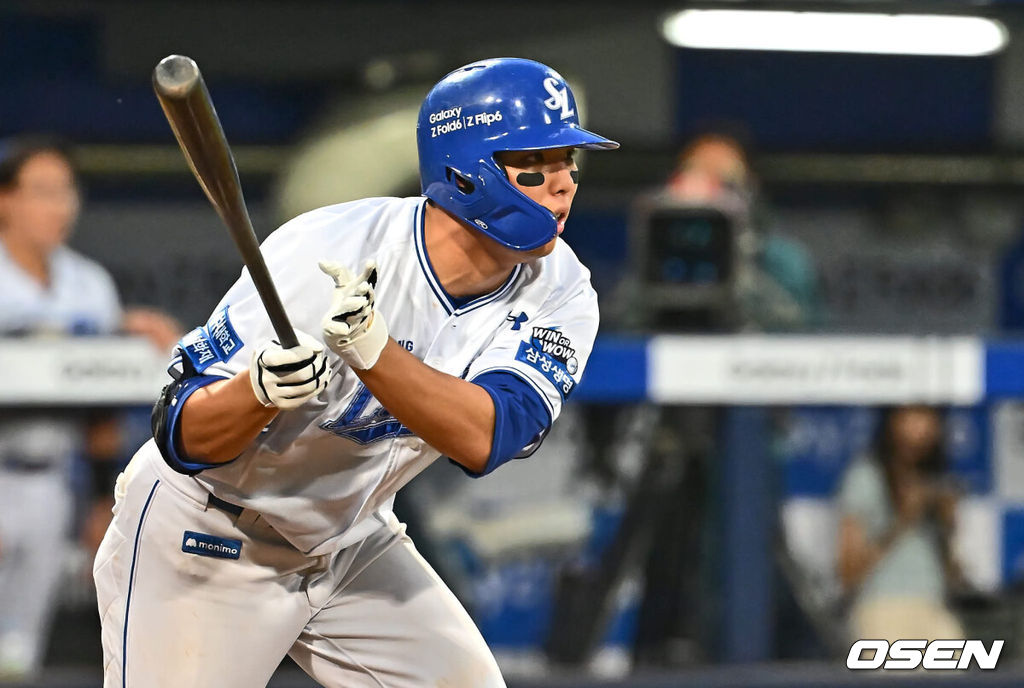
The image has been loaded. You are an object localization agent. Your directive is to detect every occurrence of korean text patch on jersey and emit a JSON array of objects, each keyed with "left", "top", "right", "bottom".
[
  {"left": 515, "top": 326, "right": 578, "bottom": 401},
  {"left": 178, "top": 306, "right": 244, "bottom": 373},
  {"left": 205, "top": 306, "right": 242, "bottom": 361}
]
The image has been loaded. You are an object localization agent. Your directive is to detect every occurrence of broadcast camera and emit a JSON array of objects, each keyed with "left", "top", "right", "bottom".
[{"left": 630, "top": 193, "right": 758, "bottom": 333}]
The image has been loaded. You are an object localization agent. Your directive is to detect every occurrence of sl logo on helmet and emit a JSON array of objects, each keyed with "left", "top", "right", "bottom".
[{"left": 542, "top": 77, "right": 574, "bottom": 121}]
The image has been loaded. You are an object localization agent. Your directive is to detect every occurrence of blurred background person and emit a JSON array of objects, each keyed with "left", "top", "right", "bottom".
[
  {"left": 658, "top": 131, "right": 837, "bottom": 662},
  {"left": 549, "top": 128, "right": 828, "bottom": 670},
  {"left": 0, "top": 135, "right": 178, "bottom": 679},
  {"left": 633, "top": 130, "right": 824, "bottom": 666},
  {"left": 836, "top": 405, "right": 965, "bottom": 643},
  {"left": 660, "top": 129, "right": 822, "bottom": 332}
]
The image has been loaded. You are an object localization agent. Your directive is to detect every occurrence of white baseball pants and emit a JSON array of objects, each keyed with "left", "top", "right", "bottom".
[{"left": 93, "top": 447, "right": 505, "bottom": 687}]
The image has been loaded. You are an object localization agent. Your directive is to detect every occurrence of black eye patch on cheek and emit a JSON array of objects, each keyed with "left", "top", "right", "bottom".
[
  {"left": 570, "top": 170, "right": 579, "bottom": 184},
  {"left": 515, "top": 171, "right": 545, "bottom": 187}
]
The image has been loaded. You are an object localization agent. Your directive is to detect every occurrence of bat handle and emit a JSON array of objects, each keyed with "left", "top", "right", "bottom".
[{"left": 267, "top": 298, "right": 299, "bottom": 349}]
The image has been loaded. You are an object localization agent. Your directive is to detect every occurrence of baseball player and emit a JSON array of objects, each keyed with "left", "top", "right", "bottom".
[
  {"left": 93, "top": 57, "right": 617, "bottom": 687},
  {"left": 0, "top": 137, "right": 122, "bottom": 678},
  {"left": 0, "top": 137, "right": 181, "bottom": 679}
]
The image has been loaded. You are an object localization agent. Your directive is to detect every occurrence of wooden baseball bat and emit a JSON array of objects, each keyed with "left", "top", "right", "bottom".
[{"left": 152, "top": 54, "right": 298, "bottom": 349}]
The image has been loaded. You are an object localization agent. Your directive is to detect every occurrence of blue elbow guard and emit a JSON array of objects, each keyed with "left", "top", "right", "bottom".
[{"left": 151, "top": 374, "right": 227, "bottom": 475}]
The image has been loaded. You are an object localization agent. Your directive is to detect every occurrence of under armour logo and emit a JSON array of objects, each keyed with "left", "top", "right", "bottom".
[
  {"left": 506, "top": 311, "right": 529, "bottom": 331},
  {"left": 542, "top": 77, "right": 574, "bottom": 120}
]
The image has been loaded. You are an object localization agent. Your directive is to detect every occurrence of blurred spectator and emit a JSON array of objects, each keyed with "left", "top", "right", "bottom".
[
  {"left": 662, "top": 130, "right": 821, "bottom": 332},
  {"left": 0, "top": 135, "right": 179, "bottom": 679},
  {"left": 623, "top": 130, "right": 822, "bottom": 666},
  {"left": 664, "top": 131, "right": 753, "bottom": 205},
  {"left": 546, "top": 130, "right": 827, "bottom": 669},
  {"left": 836, "top": 405, "right": 965, "bottom": 642}
]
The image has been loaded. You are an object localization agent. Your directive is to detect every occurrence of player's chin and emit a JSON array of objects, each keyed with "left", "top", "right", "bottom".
[{"left": 526, "top": 236, "right": 558, "bottom": 258}]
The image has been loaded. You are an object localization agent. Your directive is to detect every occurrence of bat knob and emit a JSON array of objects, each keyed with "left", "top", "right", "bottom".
[{"left": 154, "top": 55, "right": 201, "bottom": 98}]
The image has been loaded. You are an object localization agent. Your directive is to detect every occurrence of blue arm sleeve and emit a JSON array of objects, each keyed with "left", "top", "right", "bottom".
[
  {"left": 153, "top": 374, "right": 231, "bottom": 475},
  {"left": 466, "top": 370, "right": 553, "bottom": 477}
]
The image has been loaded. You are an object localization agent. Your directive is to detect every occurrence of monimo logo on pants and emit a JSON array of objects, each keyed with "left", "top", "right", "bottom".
[
  {"left": 182, "top": 530, "right": 242, "bottom": 559},
  {"left": 847, "top": 639, "right": 1003, "bottom": 670}
]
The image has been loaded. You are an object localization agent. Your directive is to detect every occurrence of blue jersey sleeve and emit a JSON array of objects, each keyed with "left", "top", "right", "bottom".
[{"left": 468, "top": 370, "right": 553, "bottom": 477}]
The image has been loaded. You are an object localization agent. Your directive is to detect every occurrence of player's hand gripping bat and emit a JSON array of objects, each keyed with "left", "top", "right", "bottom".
[{"left": 152, "top": 54, "right": 298, "bottom": 349}]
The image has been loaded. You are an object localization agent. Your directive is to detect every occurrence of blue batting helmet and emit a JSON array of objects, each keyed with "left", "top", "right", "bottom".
[{"left": 417, "top": 58, "right": 618, "bottom": 251}]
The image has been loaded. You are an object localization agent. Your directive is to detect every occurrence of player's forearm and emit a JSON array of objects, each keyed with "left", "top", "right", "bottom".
[
  {"left": 179, "top": 373, "right": 279, "bottom": 463},
  {"left": 355, "top": 340, "right": 494, "bottom": 472}
]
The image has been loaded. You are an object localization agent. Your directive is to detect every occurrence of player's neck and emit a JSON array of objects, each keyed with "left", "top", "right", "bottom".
[
  {"left": 0, "top": 229, "right": 51, "bottom": 287},
  {"left": 423, "top": 202, "right": 517, "bottom": 298}
]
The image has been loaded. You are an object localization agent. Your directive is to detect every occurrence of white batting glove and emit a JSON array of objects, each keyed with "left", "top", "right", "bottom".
[
  {"left": 319, "top": 259, "right": 389, "bottom": 370},
  {"left": 249, "top": 330, "right": 331, "bottom": 409}
]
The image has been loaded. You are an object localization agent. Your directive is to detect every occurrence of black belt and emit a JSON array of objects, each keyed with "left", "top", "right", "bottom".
[{"left": 207, "top": 493, "right": 244, "bottom": 517}]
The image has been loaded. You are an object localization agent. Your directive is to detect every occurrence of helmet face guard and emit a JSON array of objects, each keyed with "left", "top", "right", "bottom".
[{"left": 417, "top": 58, "right": 618, "bottom": 251}]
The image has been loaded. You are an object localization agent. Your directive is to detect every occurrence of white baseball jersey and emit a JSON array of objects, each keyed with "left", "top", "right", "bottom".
[{"left": 159, "top": 195, "right": 599, "bottom": 557}]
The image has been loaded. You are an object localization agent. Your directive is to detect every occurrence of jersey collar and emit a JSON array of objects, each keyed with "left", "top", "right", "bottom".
[{"left": 413, "top": 200, "right": 522, "bottom": 317}]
